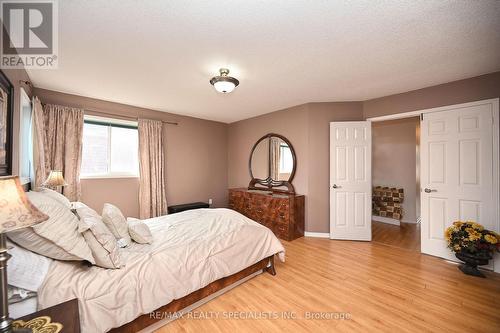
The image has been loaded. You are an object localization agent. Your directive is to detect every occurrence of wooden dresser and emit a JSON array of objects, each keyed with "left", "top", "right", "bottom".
[{"left": 228, "top": 188, "right": 304, "bottom": 241}]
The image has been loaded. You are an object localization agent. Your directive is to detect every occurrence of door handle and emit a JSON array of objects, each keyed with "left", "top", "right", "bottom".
[
  {"left": 332, "top": 184, "right": 341, "bottom": 189},
  {"left": 424, "top": 188, "right": 437, "bottom": 193}
]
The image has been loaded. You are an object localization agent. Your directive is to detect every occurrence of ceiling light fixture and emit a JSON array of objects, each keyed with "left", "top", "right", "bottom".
[{"left": 210, "top": 68, "right": 239, "bottom": 93}]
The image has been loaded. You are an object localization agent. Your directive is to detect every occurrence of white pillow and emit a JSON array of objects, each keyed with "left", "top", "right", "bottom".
[
  {"left": 7, "top": 241, "right": 52, "bottom": 291},
  {"left": 78, "top": 209, "right": 122, "bottom": 269},
  {"left": 127, "top": 218, "right": 153, "bottom": 244},
  {"left": 37, "top": 188, "right": 71, "bottom": 208},
  {"left": 102, "top": 204, "right": 132, "bottom": 247},
  {"left": 7, "top": 191, "right": 95, "bottom": 263},
  {"left": 75, "top": 205, "right": 100, "bottom": 219}
]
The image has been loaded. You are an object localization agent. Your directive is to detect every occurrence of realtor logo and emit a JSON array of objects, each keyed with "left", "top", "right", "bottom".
[{"left": 1, "top": 0, "right": 58, "bottom": 68}]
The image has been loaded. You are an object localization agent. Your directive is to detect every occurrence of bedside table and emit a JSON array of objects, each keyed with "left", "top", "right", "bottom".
[
  {"left": 13, "top": 299, "right": 80, "bottom": 333},
  {"left": 168, "top": 202, "right": 210, "bottom": 214}
]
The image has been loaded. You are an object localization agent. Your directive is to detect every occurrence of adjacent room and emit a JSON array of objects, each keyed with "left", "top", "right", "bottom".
[
  {"left": 0, "top": 1, "right": 499, "bottom": 332},
  {"left": 371, "top": 117, "right": 421, "bottom": 251}
]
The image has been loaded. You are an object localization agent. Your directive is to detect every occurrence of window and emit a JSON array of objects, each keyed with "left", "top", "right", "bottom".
[
  {"left": 19, "top": 88, "right": 33, "bottom": 184},
  {"left": 279, "top": 144, "right": 293, "bottom": 173},
  {"left": 81, "top": 116, "right": 139, "bottom": 178}
]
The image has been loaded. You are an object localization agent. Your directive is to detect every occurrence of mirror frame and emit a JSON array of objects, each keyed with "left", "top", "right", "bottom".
[
  {"left": 0, "top": 70, "right": 13, "bottom": 176},
  {"left": 248, "top": 133, "right": 296, "bottom": 194}
]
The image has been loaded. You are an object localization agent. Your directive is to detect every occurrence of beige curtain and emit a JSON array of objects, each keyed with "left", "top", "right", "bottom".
[
  {"left": 270, "top": 137, "right": 281, "bottom": 180},
  {"left": 32, "top": 102, "right": 84, "bottom": 201},
  {"left": 32, "top": 97, "right": 46, "bottom": 189},
  {"left": 138, "top": 119, "right": 167, "bottom": 219}
]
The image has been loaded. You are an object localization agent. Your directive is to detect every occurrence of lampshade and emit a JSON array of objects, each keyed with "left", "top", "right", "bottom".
[
  {"left": 210, "top": 68, "right": 239, "bottom": 93},
  {"left": 42, "top": 170, "right": 68, "bottom": 187},
  {"left": 0, "top": 176, "right": 48, "bottom": 233},
  {"left": 213, "top": 81, "right": 237, "bottom": 94}
]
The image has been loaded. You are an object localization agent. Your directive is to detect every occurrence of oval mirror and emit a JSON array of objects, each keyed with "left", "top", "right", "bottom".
[{"left": 248, "top": 133, "right": 296, "bottom": 193}]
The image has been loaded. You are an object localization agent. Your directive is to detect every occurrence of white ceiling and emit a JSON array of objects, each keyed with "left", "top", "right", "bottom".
[{"left": 27, "top": 0, "right": 500, "bottom": 123}]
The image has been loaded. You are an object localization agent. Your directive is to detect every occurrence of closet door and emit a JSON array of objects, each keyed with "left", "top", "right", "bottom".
[
  {"left": 420, "top": 100, "right": 498, "bottom": 262},
  {"left": 330, "top": 121, "right": 372, "bottom": 241}
]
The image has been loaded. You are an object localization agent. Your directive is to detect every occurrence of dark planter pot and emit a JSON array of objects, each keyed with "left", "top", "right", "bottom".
[{"left": 455, "top": 251, "right": 491, "bottom": 278}]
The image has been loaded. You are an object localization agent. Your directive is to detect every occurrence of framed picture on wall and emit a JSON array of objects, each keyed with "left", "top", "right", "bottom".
[{"left": 0, "top": 70, "right": 13, "bottom": 176}]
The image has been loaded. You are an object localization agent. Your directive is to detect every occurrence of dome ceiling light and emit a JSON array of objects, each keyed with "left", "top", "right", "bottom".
[{"left": 210, "top": 68, "right": 239, "bottom": 93}]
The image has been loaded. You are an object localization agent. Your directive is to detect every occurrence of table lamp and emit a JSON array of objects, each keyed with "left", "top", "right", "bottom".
[
  {"left": 41, "top": 171, "right": 67, "bottom": 189},
  {"left": 0, "top": 176, "right": 48, "bottom": 332}
]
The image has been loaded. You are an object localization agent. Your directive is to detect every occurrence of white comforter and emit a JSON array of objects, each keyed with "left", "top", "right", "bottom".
[{"left": 37, "top": 208, "right": 285, "bottom": 333}]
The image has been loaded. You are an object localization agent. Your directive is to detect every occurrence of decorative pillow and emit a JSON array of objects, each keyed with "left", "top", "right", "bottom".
[
  {"left": 102, "top": 204, "right": 131, "bottom": 247},
  {"left": 75, "top": 205, "right": 100, "bottom": 219},
  {"left": 6, "top": 241, "right": 52, "bottom": 291},
  {"left": 78, "top": 211, "right": 122, "bottom": 269},
  {"left": 7, "top": 191, "right": 95, "bottom": 263},
  {"left": 37, "top": 188, "right": 71, "bottom": 208},
  {"left": 127, "top": 218, "right": 153, "bottom": 244}
]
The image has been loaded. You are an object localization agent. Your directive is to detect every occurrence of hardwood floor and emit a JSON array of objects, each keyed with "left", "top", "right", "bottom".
[
  {"left": 372, "top": 221, "right": 420, "bottom": 251},
  {"left": 156, "top": 238, "right": 500, "bottom": 333}
]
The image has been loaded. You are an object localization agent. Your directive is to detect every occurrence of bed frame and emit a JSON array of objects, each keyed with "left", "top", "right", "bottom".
[
  {"left": 109, "top": 255, "right": 277, "bottom": 333},
  {"left": 20, "top": 183, "right": 278, "bottom": 332}
]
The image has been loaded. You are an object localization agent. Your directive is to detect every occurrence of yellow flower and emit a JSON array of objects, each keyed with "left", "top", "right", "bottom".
[
  {"left": 453, "top": 244, "right": 461, "bottom": 251},
  {"left": 453, "top": 221, "right": 464, "bottom": 228},
  {"left": 444, "top": 227, "right": 453, "bottom": 240},
  {"left": 468, "top": 221, "right": 484, "bottom": 231},
  {"left": 485, "top": 234, "right": 498, "bottom": 244},
  {"left": 468, "top": 230, "right": 481, "bottom": 241}
]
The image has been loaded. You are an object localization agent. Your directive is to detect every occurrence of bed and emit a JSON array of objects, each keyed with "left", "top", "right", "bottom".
[{"left": 27, "top": 208, "right": 284, "bottom": 332}]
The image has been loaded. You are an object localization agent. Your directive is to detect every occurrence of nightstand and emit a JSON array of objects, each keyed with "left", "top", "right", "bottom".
[
  {"left": 167, "top": 202, "right": 210, "bottom": 214},
  {"left": 13, "top": 299, "right": 80, "bottom": 333}
]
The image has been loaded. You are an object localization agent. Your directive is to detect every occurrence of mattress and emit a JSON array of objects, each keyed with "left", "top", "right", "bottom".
[{"left": 37, "top": 208, "right": 285, "bottom": 332}]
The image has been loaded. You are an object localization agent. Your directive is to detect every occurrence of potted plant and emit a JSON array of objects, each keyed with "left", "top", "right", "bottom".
[{"left": 445, "top": 221, "right": 500, "bottom": 277}]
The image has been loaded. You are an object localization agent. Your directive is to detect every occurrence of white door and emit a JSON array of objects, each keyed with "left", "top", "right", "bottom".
[
  {"left": 421, "top": 101, "right": 498, "bottom": 261},
  {"left": 330, "top": 122, "right": 372, "bottom": 241}
]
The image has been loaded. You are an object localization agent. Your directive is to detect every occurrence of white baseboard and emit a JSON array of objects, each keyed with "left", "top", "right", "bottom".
[
  {"left": 401, "top": 219, "right": 418, "bottom": 224},
  {"left": 304, "top": 232, "right": 330, "bottom": 238},
  {"left": 373, "top": 216, "right": 400, "bottom": 226}
]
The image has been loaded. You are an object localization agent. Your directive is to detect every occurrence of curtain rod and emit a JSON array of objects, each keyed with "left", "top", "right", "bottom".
[{"left": 85, "top": 109, "right": 179, "bottom": 125}]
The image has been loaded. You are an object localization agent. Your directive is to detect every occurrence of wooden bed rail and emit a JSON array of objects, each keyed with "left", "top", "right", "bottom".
[{"left": 109, "top": 255, "right": 277, "bottom": 333}]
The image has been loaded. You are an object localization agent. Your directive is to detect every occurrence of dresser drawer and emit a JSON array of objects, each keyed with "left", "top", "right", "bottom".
[
  {"left": 228, "top": 189, "right": 304, "bottom": 241},
  {"left": 274, "top": 223, "right": 289, "bottom": 237}
]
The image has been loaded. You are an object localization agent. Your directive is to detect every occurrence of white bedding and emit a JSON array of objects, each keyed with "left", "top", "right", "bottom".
[
  {"left": 37, "top": 208, "right": 285, "bottom": 333},
  {"left": 9, "top": 297, "right": 38, "bottom": 319}
]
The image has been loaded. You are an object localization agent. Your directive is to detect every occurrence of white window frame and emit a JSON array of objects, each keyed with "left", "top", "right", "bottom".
[
  {"left": 18, "top": 87, "right": 32, "bottom": 185},
  {"left": 279, "top": 144, "right": 292, "bottom": 173},
  {"left": 80, "top": 115, "right": 139, "bottom": 179}
]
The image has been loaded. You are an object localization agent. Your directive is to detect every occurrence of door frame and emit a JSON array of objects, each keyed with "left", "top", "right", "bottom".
[{"left": 367, "top": 98, "right": 499, "bottom": 273}]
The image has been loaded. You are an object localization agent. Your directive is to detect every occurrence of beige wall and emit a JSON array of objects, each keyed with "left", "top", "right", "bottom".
[
  {"left": 363, "top": 72, "right": 500, "bottom": 118},
  {"left": 33, "top": 88, "right": 228, "bottom": 218},
  {"left": 227, "top": 102, "right": 363, "bottom": 233},
  {"left": 228, "top": 104, "right": 309, "bottom": 196},
  {"left": 228, "top": 72, "right": 500, "bottom": 233},
  {"left": 306, "top": 102, "right": 364, "bottom": 232},
  {"left": 372, "top": 117, "right": 419, "bottom": 223},
  {"left": 9, "top": 69, "right": 499, "bottom": 231}
]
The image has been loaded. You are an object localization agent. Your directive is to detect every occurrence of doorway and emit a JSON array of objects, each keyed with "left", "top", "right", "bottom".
[
  {"left": 371, "top": 117, "right": 420, "bottom": 251},
  {"left": 329, "top": 98, "right": 500, "bottom": 272}
]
